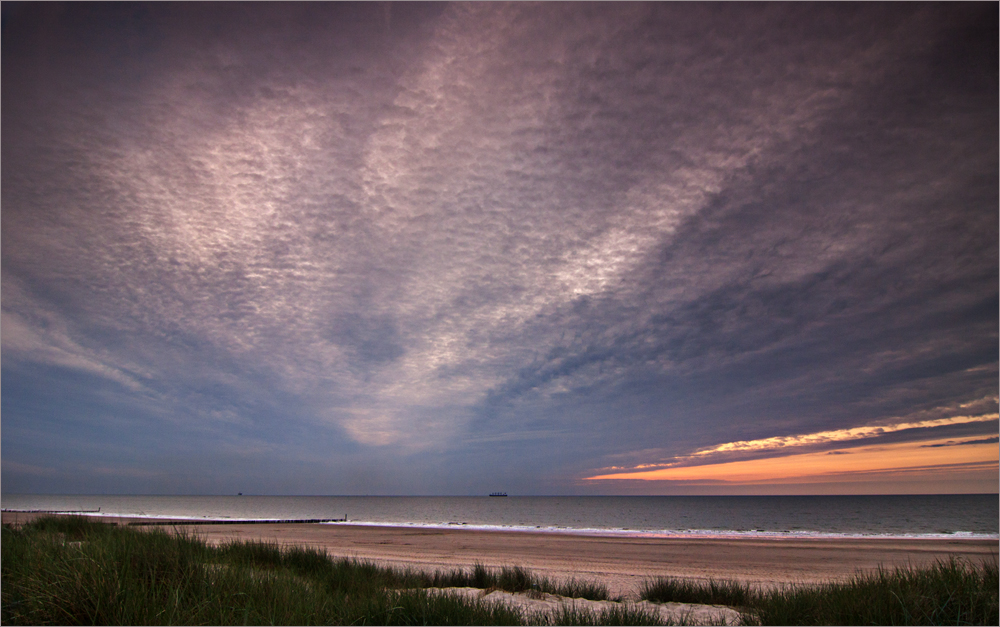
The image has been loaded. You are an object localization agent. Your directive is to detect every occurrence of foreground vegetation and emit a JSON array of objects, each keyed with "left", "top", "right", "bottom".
[
  {"left": 3, "top": 516, "right": 996, "bottom": 625},
  {"left": 1, "top": 517, "right": 658, "bottom": 625},
  {"left": 642, "top": 558, "right": 998, "bottom": 626}
]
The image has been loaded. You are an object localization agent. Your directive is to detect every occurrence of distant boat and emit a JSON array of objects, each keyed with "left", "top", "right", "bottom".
[{"left": 489, "top": 492, "right": 508, "bottom": 497}]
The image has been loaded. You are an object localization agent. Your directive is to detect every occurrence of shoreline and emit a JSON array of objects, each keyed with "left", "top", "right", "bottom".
[
  {"left": 153, "top": 522, "right": 1000, "bottom": 599},
  {"left": 3, "top": 510, "right": 996, "bottom": 541},
  {"left": 314, "top": 519, "right": 1000, "bottom": 541},
  {"left": 8, "top": 512, "right": 994, "bottom": 599}
]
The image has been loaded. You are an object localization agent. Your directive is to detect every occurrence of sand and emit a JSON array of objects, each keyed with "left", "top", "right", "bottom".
[
  {"left": 420, "top": 587, "right": 743, "bottom": 625},
  {"left": 6, "top": 512, "right": 994, "bottom": 601},
  {"left": 175, "top": 523, "right": 998, "bottom": 597}
]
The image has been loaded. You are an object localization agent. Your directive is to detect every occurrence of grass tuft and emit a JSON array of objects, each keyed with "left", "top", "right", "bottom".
[
  {"left": 418, "top": 562, "right": 611, "bottom": 600},
  {"left": 640, "top": 556, "right": 999, "bottom": 626},
  {"left": 543, "top": 602, "right": 668, "bottom": 626},
  {"left": 743, "top": 557, "right": 999, "bottom": 626},
  {"left": 641, "top": 576, "right": 755, "bottom": 608}
]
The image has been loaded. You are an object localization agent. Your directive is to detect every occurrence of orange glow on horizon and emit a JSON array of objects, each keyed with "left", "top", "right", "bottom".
[{"left": 585, "top": 437, "right": 999, "bottom": 484}]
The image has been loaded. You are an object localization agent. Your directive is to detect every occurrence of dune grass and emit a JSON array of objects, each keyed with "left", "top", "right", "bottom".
[
  {"left": 745, "top": 558, "right": 999, "bottom": 626},
  {"left": 642, "top": 576, "right": 756, "bottom": 608},
  {"left": 540, "top": 603, "right": 667, "bottom": 626},
  {"left": 5, "top": 515, "right": 996, "bottom": 625},
  {"left": 0, "top": 516, "right": 646, "bottom": 626},
  {"left": 213, "top": 533, "right": 612, "bottom": 599},
  {"left": 641, "top": 557, "right": 999, "bottom": 626},
  {"left": 422, "top": 562, "right": 612, "bottom": 601}
]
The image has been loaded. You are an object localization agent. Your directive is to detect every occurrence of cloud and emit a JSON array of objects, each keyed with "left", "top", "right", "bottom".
[
  {"left": 1, "top": 292, "right": 149, "bottom": 393},
  {"left": 922, "top": 437, "right": 1000, "bottom": 448},
  {"left": 586, "top": 399, "right": 999, "bottom": 478},
  {"left": 585, "top": 437, "right": 999, "bottom": 485},
  {"left": 2, "top": 3, "right": 996, "bottom": 494},
  {"left": 690, "top": 412, "right": 999, "bottom": 458}
]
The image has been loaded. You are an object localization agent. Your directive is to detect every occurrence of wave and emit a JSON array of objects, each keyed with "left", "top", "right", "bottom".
[{"left": 318, "top": 519, "right": 1000, "bottom": 541}]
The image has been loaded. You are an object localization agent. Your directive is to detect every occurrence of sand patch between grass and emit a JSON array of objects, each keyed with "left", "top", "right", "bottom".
[{"left": 423, "top": 586, "right": 743, "bottom": 625}]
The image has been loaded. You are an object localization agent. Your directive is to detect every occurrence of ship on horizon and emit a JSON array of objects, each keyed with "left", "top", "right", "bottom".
[{"left": 489, "top": 492, "right": 508, "bottom": 497}]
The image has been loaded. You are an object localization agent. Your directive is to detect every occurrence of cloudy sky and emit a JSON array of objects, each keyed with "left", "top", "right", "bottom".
[{"left": 3, "top": 2, "right": 997, "bottom": 496}]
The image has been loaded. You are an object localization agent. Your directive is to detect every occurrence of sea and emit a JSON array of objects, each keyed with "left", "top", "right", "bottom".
[{"left": 2, "top": 494, "right": 997, "bottom": 540}]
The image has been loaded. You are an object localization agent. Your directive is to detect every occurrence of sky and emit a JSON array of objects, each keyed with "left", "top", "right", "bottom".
[{"left": 2, "top": 2, "right": 997, "bottom": 496}]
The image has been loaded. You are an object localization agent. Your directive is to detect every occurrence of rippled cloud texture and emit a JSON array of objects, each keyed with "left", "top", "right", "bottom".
[{"left": 3, "top": 3, "right": 997, "bottom": 495}]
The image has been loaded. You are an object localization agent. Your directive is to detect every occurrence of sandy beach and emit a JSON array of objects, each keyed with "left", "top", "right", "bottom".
[
  {"left": 169, "top": 524, "right": 1000, "bottom": 599},
  {"left": 6, "top": 512, "right": 994, "bottom": 601}
]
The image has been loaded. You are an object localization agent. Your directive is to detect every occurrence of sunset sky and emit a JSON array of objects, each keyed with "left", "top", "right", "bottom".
[{"left": 2, "top": 2, "right": 997, "bottom": 496}]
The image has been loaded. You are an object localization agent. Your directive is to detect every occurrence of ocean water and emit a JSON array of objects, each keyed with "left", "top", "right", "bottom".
[{"left": 2, "top": 494, "right": 997, "bottom": 539}]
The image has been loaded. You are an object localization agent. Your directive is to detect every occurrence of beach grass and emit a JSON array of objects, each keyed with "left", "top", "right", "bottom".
[
  {"left": 5, "top": 515, "right": 996, "bottom": 625},
  {"left": 642, "top": 576, "right": 756, "bottom": 608},
  {"left": 1, "top": 517, "right": 528, "bottom": 625},
  {"left": 641, "top": 557, "right": 999, "bottom": 626},
  {"left": 421, "top": 562, "right": 613, "bottom": 601},
  {"left": 746, "top": 558, "right": 999, "bottom": 626},
  {"left": 0, "top": 516, "right": 648, "bottom": 626},
  {"left": 541, "top": 603, "right": 666, "bottom": 626},
  {"left": 215, "top": 535, "right": 613, "bottom": 600}
]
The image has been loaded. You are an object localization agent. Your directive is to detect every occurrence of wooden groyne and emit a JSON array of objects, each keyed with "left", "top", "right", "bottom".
[
  {"left": 2, "top": 508, "right": 101, "bottom": 513},
  {"left": 2, "top": 510, "right": 346, "bottom": 527},
  {"left": 127, "top": 517, "right": 347, "bottom": 526}
]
